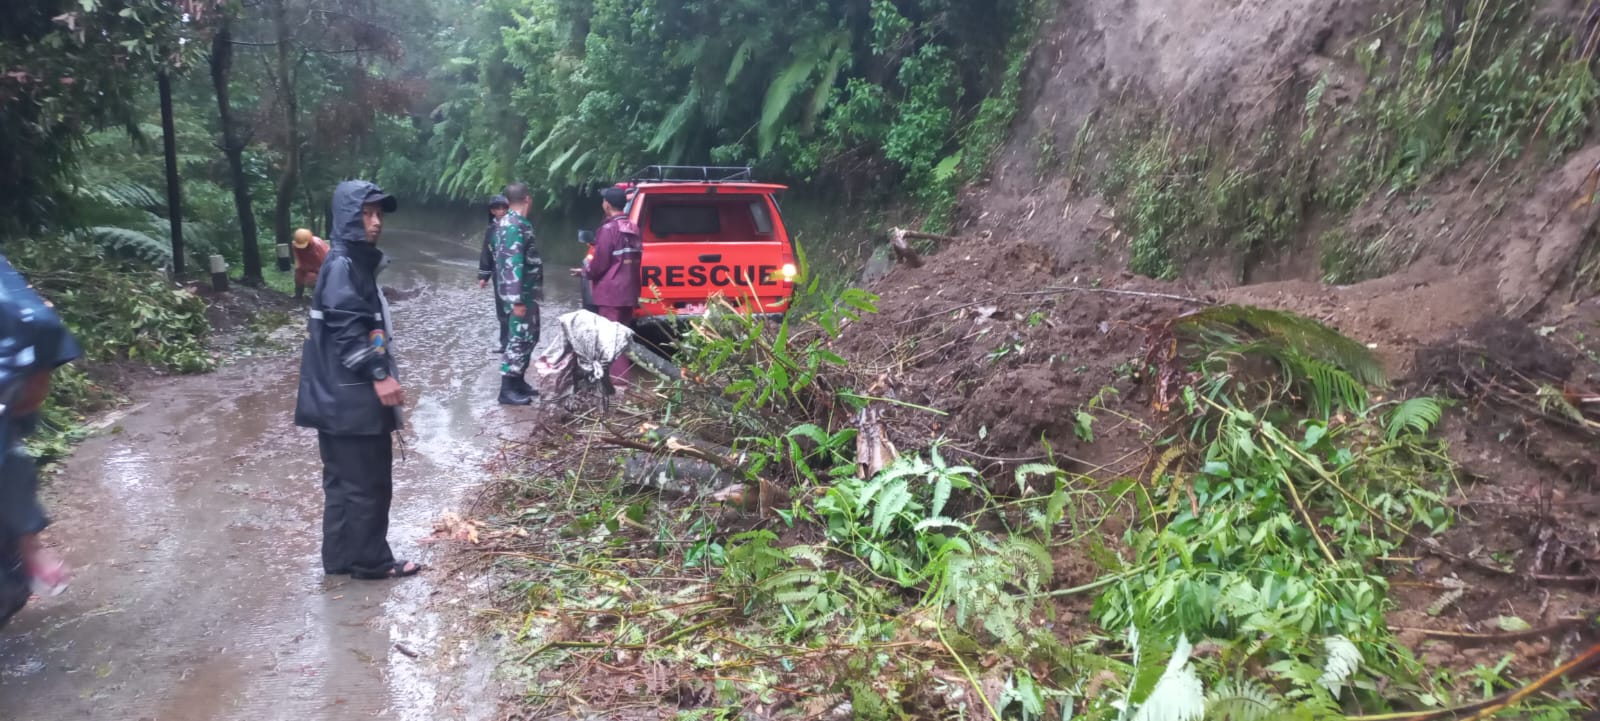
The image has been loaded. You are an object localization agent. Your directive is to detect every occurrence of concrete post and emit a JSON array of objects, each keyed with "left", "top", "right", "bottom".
[
  {"left": 209, "top": 255, "right": 229, "bottom": 292},
  {"left": 276, "top": 243, "right": 292, "bottom": 272}
]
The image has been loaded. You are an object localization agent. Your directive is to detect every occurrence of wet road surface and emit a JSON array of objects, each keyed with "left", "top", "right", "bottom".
[{"left": 0, "top": 221, "right": 584, "bottom": 721}]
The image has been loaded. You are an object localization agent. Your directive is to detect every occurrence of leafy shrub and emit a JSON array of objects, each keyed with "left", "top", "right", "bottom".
[{"left": 10, "top": 237, "right": 216, "bottom": 457}]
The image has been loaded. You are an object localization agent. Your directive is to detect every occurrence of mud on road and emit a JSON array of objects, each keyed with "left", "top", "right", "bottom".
[{"left": 0, "top": 223, "right": 584, "bottom": 721}]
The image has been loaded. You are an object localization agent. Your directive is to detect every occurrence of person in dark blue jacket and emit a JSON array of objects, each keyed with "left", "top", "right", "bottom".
[
  {"left": 476, "top": 194, "right": 510, "bottom": 351},
  {"left": 0, "top": 252, "right": 82, "bottom": 624},
  {"left": 294, "top": 180, "right": 421, "bottom": 580}
]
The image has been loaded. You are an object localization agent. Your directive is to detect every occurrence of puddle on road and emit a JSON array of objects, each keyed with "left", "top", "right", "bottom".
[{"left": 0, "top": 224, "right": 573, "bottom": 720}]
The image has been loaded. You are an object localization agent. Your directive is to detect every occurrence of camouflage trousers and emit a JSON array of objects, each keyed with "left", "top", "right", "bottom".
[{"left": 500, "top": 300, "right": 539, "bottom": 376}]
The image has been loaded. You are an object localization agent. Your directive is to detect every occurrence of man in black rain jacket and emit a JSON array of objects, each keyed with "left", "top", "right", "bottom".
[
  {"left": 477, "top": 194, "right": 510, "bottom": 351},
  {"left": 295, "top": 179, "right": 420, "bottom": 580}
]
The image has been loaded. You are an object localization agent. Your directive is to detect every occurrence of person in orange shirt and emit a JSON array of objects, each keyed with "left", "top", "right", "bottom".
[{"left": 292, "top": 228, "right": 331, "bottom": 299}]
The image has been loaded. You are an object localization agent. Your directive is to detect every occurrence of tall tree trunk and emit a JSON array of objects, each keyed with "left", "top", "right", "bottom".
[
  {"left": 270, "top": 0, "right": 300, "bottom": 256},
  {"left": 158, "top": 67, "right": 185, "bottom": 277},
  {"left": 210, "top": 18, "right": 263, "bottom": 286}
]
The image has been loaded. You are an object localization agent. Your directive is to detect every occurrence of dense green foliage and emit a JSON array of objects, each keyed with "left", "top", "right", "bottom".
[{"left": 379, "top": 0, "right": 1038, "bottom": 224}]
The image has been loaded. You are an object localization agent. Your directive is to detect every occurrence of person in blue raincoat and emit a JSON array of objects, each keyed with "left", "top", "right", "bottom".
[{"left": 0, "top": 252, "right": 82, "bottom": 625}]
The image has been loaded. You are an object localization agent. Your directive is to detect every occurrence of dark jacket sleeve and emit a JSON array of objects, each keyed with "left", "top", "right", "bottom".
[
  {"left": 522, "top": 218, "right": 543, "bottom": 302},
  {"left": 478, "top": 226, "right": 495, "bottom": 281},
  {"left": 586, "top": 222, "right": 616, "bottom": 282},
  {"left": 319, "top": 257, "right": 386, "bottom": 381}
]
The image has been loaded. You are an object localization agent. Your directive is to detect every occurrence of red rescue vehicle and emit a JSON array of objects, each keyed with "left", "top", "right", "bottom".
[{"left": 582, "top": 166, "right": 798, "bottom": 339}]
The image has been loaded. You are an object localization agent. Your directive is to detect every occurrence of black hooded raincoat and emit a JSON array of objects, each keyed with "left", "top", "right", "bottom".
[{"left": 294, "top": 180, "right": 399, "bottom": 436}]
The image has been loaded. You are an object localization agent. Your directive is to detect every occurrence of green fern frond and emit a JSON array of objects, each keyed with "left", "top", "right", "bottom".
[
  {"left": 930, "top": 473, "right": 953, "bottom": 518},
  {"left": 1301, "top": 356, "right": 1369, "bottom": 414},
  {"left": 1130, "top": 635, "right": 1206, "bottom": 721},
  {"left": 933, "top": 152, "right": 963, "bottom": 183},
  {"left": 1176, "top": 305, "right": 1386, "bottom": 387},
  {"left": 79, "top": 226, "right": 172, "bottom": 267},
  {"left": 1536, "top": 385, "right": 1587, "bottom": 424},
  {"left": 546, "top": 141, "right": 583, "bottom": 181},
  {"left": 650, "top": 84, "right": 702, "bottom": 153},
  {"left": 997, "top": 537, "right": 1053, "bottom": 591},
  {"left": 1205, "top": 679, "right": 1282, "bottom": 721},
  {"left": 1386, "top": 397, "right": 1444, "bottom": 440},
  {"left": 1317, "top": 635, "right": 1362, "bottom": 696},
  {"left": 759, "top": 47, "right": 825, "bottom": 155},
  {"left": 724, "top": 38, "right": 754, "bottom": 87},
  {"left": 75, "top": 180, "right": 161, "bottom": 209},
  {"left": 871, "top": 478, "right": 913, "bottom": 538},
  {"left": 804, "top": 35, "right": 851, "bottom": 128}
]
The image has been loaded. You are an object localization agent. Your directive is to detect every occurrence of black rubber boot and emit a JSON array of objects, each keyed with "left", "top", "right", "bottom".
[
  {"left": 513, "top": 374, "right": 538, "bottom": 398},
  {"left": 498, "top": 376, "right": 532, "bottom": 405}
]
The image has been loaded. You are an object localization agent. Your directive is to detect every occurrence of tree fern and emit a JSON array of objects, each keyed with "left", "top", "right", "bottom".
[{"left": 1385, "top": 397, "right": 1443, "bottom": 440}]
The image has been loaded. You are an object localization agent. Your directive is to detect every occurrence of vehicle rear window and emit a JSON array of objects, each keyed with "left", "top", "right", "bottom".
[
  {"left": 641, "top": 193, "right": 777, "bottom": 242},
  {"left": 651, "top": 205, "right": 721, "bottom": 236}
]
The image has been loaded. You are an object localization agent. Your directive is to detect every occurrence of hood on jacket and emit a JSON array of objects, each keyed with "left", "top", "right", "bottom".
[
  {"left": 604, "top": 214, "right": 640, "bottom": 237},
  {"left": 330, "top": 180, "right": 398, "bottom": 246}
]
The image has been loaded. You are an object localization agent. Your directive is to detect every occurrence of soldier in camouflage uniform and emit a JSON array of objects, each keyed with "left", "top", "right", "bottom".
[{"left": 494, "top": 183, "right": 542, "bottom": 405}]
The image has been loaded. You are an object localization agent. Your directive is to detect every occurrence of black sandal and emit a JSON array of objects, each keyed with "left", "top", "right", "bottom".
[{"left": 351, "top": 560, "right": 423, "bottom": 580}]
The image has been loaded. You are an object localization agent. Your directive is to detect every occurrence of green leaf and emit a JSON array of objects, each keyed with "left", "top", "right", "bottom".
[
  {"left": 932, "top": 151, "right": 963, "bottom": 183},
  {"left": 1496, "top": 615, "right": 1532, "bottom": 632},
  {"left": 1074, "top": 410, "right": 1095, "bottom": 443}
]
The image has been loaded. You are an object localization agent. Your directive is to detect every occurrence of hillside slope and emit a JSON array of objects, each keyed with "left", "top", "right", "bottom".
[
  {"left": 833, "top": 0, "right": 1600, "bottom": 701},
  {"left": 962, "top": 0, "right": 1598, "bottom": 324}
]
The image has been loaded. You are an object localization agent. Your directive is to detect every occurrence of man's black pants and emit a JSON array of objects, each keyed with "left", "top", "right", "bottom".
[{"left": 318, "top": 432, "right": 395, "bottom": 575}]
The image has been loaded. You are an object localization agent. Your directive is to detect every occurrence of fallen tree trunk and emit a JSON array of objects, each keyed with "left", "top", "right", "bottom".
[{"left": 622, "top": 454, "right": 736, "bottom": 498}]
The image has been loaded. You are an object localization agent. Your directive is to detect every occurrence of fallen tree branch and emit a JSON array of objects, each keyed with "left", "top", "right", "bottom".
[
  {"left": 895, "top": 285, "right": 1211, "bottom": 326},
  {"left": 1390, "top": 616, "right": 1589, "bottom": 646},
  {"left": 1009, "top": 285, "right": 1213, "bottom": 305},
  {"left": 599, "top": 432, "right": 745, "bottom": 479},
  {"left": 1345, "top": 640, "right": 1600, "bottom": 720}
]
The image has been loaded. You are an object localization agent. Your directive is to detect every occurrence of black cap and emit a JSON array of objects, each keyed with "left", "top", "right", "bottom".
[
  {"left": 363, "top": 186, "right": 398, "bottom": 213},
  {"left": 488, "top": 194, "right": 509, "bottom": 209},
  {"left": 601, "top": 187, "right": 628, "bottom": 210}
]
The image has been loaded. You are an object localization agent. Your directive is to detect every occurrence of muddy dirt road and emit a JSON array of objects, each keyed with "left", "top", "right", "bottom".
[{"left": 0, "top": 219, "right": 584, "bottom": 721}]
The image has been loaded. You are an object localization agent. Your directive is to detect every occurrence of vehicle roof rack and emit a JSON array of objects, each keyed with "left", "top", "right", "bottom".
[{"left": 627, "top": 165, "right": 756, "bottom": 183}]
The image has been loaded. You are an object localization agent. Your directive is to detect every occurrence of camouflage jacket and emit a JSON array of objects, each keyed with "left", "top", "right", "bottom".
[{"left": 494, "top": 209, "right": 542, "bottom": 304}]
